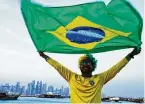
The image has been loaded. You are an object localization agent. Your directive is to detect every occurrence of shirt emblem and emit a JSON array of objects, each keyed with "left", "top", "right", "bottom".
[{"left": 89, "top": 80, "right": 95, "bottom": 86}]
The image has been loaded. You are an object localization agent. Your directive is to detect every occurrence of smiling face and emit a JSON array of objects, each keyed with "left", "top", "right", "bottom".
[{"left": 80, "top": 58, "right": 94, "bottom": 74}]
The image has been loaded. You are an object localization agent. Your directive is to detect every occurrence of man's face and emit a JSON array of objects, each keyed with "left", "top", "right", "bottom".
[{"left": 80, "top": 58, "right": 94, "bottom": 73}]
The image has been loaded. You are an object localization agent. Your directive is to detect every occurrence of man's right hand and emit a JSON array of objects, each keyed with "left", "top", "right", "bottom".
[{"left": 39, "top": 52, "right": 49, "bottom": 60}]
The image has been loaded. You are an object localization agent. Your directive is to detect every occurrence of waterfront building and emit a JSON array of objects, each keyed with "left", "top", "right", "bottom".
[
  {"left": 63, "top": 87, "right": 69, "bottom": 97},
  {"left": 42, "top": 83, "right": 47, "bottom": 94},
  {"left": 31, "top": 80, "right": 36, "bottom": 95},
  {"left": 47, "top": 85, "right": 54, "bottom": 93},
  {"left": 15, "top": 82, "right": 20, "bottom": 93}
]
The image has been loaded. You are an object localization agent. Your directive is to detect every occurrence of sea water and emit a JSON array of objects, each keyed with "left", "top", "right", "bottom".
[{"left": 0, "top": 97, "right": 139, "bottom": 104}]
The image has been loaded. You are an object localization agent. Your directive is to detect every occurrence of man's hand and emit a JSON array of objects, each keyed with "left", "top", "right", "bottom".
[
  {"left": 126, "top": 48, "right": 141, "bottom": 61},
  {"left": 130, "top": 48, "right": 141, "bottom": 57},
  {"left": 39, "top": 52, "right": 49, "bottom": 60}
]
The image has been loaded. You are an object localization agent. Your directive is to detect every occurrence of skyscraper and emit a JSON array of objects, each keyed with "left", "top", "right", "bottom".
[
  {"left": 21, "top": 86, "right": 25, "bottom": 94},
  {"left": 31, "top": 80, "right": 35, "bottom": 95},
  {"left": 35, "top": 81, "right": 39, "bottom": 94},
  {"left": 15, "top": 82, "right": 20, "bottom": 93},
  {"left": 47, "top": 85, "right": 54, "bottom": 93},
  {"left": 40, "top": 81, "right": 42, "bottom": 94},
  {"left": 35, "top": 81, "right": 42, "bottom": 94},
  {"left": 0, "top": 85, "right": 4, "bottom": 92},
  {"left": 64, "top": 87, "right": 69, "bottom": 97},
  {"left": 0, "top": 85, "right": 3, "bottom": 92},
  {"left": 53, "top": 88, "right": 58, "bottom": 95},
  {"left": 27, "top": 83, "right": 31, "bottom": 95},
  {"left": 10, "top": 85, "right": 14, "bottom": 93},
  {"left": 61, "top": 86, "right": 64, "bottom": 95},
  {"left": 42, "top": 83, "right": 47, "bottom": 94}
]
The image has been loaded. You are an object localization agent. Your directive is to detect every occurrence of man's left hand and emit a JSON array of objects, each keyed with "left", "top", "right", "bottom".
[{"left": 130, "top": 47, "right": 141, "bottom": 57}]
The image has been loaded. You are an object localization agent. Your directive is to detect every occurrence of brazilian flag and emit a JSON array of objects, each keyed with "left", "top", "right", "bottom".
[{"left": 21, "top": 0, "right": 143, "bottom": 54}]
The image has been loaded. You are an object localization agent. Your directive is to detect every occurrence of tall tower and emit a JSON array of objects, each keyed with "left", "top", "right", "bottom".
[
  {"left": 31, "top": 80, "right": 35, "bottom": 95},
  {"left": 42, "top": 83, "right": 47, "bottom": 94},
  {"left": 48, "top": 85, "right": 54, "bottom": 93},
  {"left": 36, "top": 81, "right": 39, "bottom": 94},
  {"left": 15, "top": 82, "right": 20, "bottom": 93},
  {"left": 61, "top": 86, "right": 64, "bottom": 95}
]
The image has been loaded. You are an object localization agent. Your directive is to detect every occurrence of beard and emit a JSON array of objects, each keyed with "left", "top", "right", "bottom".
[{"left": 81, "top": 67, "right": 93, "bottom": 73}]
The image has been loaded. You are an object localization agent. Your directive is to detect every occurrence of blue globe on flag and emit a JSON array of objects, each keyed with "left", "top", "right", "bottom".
[{"left": 66, "top": 26, "right": 105, "bottom": 44}]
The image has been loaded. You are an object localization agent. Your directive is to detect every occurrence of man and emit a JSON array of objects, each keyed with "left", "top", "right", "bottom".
[{"left": 39, "top": 48, "right": 141, "bottom": 103}]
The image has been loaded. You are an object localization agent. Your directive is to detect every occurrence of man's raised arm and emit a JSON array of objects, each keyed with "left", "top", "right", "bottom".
[
  {"left": 99, "top": 48, "right": 141, "bottom": 85},
  {"left": 39, "top": 52, "right": 75, "bottom": 83}
]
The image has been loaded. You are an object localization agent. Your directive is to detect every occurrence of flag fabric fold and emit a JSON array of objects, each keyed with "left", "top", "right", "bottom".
[{"left": 21, "top": 0, "right": 143, "bottom": 54}]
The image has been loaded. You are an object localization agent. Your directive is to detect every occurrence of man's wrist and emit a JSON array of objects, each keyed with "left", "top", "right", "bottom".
[
  {"left": 44, "top": 56, "right": 50, "bottom": 61},
  {"left": 126, "top": 53, "right": 134, "bottom": 61}
]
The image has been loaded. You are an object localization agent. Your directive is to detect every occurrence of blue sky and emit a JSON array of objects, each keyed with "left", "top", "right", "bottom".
[{"left": 0, "top": 0, "right": 144, "bottom": 97}]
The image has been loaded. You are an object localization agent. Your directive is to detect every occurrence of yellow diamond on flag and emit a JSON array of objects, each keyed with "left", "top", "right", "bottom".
[{"left": 47, "top": 16, "right": 131, "bottom": 50}]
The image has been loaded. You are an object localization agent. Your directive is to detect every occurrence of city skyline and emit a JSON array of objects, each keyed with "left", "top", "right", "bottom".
[
  {"left": 0, "top": 80, "right": 69, "bottom": 97},
  {"left": 0, "top": 0, "right": 144, "bottom": 98}
]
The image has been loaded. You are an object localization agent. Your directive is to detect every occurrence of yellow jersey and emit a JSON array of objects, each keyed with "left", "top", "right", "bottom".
[{"left": 47, "top": 58, "right": 128, "bottom": 103}]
